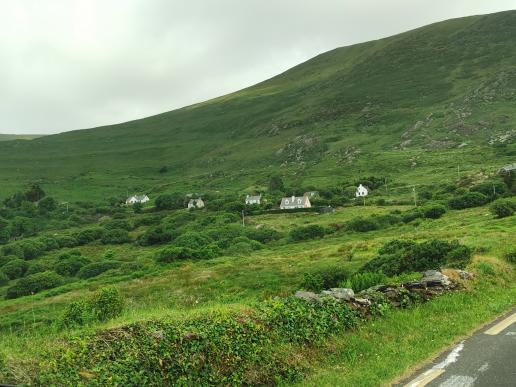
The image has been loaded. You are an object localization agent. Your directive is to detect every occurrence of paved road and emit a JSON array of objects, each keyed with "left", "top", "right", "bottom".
[{"left": 400, "top": 308, "right": 516, "bottom": 387}]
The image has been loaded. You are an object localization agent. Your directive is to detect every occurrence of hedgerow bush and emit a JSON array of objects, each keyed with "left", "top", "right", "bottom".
[
  {"left": 244, "top": 227, "right": 282, "bottom": 243},
  {"left": 77, "top": 261, "right": 121, "bottom": 279},
  {"left": 173, "top": 231, "right": 213, "bottom": 250},
  {"left": 290, "top": 224, "right": 327, "bottom": 241},
  {"left": 137, "top": 225, "right": 178, "bottom": 246},
  {"left": 489, "top": 199, "right": 515, "bottom": 218},
  {"left": 74, "top": 227, "right": 105, "bottom": 245},
  {"left": 360, "top": 239, "right": 472, "bottom": 275},
  {"left": 6, "top": 271, "right": 64, "bottom": 299},
  {"left": 26, "top": 261, "right": 50, "bottom": 276},
  {"left": 104, "top": 219, "right": 133, "bottom": 231},
  {"left": 56, "top": 235, "right": 78, "bottom": 248}
]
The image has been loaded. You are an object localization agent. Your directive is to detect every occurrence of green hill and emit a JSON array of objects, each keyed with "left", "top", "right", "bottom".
[{"left": 1, "top": 10, "right": 516, "bottom": 201}]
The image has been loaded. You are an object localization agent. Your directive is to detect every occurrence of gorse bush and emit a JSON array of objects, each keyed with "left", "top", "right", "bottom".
[
  {"left": 1, "top": 258, "right": 28, "bottom": 280},
  {"left": 0, "top": 270, "right": 8, "bottom": 286},
  {"left": 360, "top": 239, "right": 472, "bottom": 276},
  {"left": 6, "top": 271, "right": 63, "bottom": 299},
  {"left": 54, "top": 256, "right": 91, "bottom": 277},
  {"left": 155, "top": 246, "right": 194, "bottom": 263},
  {"left": 101, "top": 229, "right": 131, "bottom": 244}
]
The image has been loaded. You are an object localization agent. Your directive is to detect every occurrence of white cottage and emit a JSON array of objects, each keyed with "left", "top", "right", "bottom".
[
  {"left": 187, "top": 198, "right": 205, "bottom": 210},
  {"left": 280, "top": 195, "right": 311, "bottom": 210},
  {"left": 245, "top": 194, "right": 262, "bottom": 205},
  {"left": 355, "top": 184, "right": 369, "bottom": 197},
  {"left": 125, "top": 195, "right": 150, "bottom": 205}
]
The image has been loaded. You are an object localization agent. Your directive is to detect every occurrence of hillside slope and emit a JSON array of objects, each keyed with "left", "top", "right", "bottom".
[{"left": 1, "top": 10, "right": 515, "bottom": 200}]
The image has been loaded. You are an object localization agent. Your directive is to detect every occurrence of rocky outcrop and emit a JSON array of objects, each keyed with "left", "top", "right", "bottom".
[{"left": 295, "top": 270, "right": 471, "bottom": 311}]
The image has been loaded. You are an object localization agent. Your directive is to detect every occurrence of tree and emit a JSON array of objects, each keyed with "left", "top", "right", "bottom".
[
  {"left": 38, "top": 196, "right": 57, "bottom": 213},
  {"left": 155, "top": 193, "right": 184, "bottom": 210},
  {"left": 268, "top": 175, "right": 285, "bottom": 193},
  {"left": 25, "top": 184, "right": 45, "bottom": 202}
]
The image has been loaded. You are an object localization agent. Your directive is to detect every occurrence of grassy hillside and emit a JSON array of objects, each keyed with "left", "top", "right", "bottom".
[{"left": 0, "top": 11, "right": 515, "bottom": 201}]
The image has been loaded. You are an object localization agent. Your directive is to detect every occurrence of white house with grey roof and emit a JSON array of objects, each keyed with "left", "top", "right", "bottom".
[
  {"left": 280, "top": 195, "right": 311, "bottom": 210},
  {"left": 125, "top": 195, "right": 150, "bottom": 205},
  {"left": 245, "top": 194, "right": 262, "bottom": 205}
]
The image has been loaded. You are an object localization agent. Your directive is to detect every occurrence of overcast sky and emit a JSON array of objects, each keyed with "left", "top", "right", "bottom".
[{"left": 2, "top": 0, "right": 516, "bottom": 134}]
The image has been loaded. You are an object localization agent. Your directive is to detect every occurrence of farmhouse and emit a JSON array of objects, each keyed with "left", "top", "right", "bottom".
[
  {"left": 125, "top": 195, "right": 150, "bottom": 205},
  {"left": 280, "top": 195, "right": 311, "bottom": 210},
  {"left": 187, "top": 198, "right": 205, "bottom": 209},
  {"left": 245, "top": 194, "right": 262, "bottom": 205},
  {"left": 499, "top": 163, "right": 516, "bottom": 174},
  {"left": 355, "top": 184, "right": 369, "bottom": 197}
]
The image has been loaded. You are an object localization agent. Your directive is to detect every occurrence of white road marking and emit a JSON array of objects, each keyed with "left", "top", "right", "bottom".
[
  {"left": 404, "top": 342, "right": 465, "bottom": 386},
  {"left": 438, "top": 375, "right": 476, "bottom": 387},
  {"left": 433, "top": 342, "right": 464, "bottom": 369},
  {"left": 405, "top": 369, "right": 445, "bottom": 387},
  {"left": 478, "top": 362, "right": 489, "bottom": 373},
  {"left": 484, "top": 312, "right": 516, "bottom": 335},
  {"left": 505, "top": 331, "right": 516, "bottom": 336}
]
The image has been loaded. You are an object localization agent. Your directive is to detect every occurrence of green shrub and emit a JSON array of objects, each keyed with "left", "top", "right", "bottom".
[
  {"left": 6, "top": 271, "right": 64, "bottom": 299},
  {"left": 448, "top": 192, "right": 488, "bottom": 209},
  {"left": 347, "top": 217, "right": 379, "bottom": 232},
  {"left": 101, "top": 229, "right": 131, "bottom": 244},
  {"left": 137, "top": 226, "right": 178, "bottom": 246},
  {"left": 55, "top": 256, "right": 91, "bottom": 277},
  {"left": 422, "top": 204, "right": 447, "bottom": 219},
  {"left": 489, "top": 199, "right": 515, "bottom": 218},
  {"left": 56, "top": 235, "right": 79, "bottom": 248},
  {"left": 75, "top": 228, "right": 105, "bottom": 245},
  {"left": 290, "top": 224, "right": 326, "bottom": 241},
  {"left": 301, "top": 266, "right": 351, "bottom": 291},
  {"left": 360, "top": 239, "right": 472, "bottom": 275},
  {"left": 341, "top": 272, "right": 387, "bottom": 292},
  {"left": 476, "top": 262, "right": 496, "bottom": 276},
  {"left": 1, "top": 258, "right": 28, "bottom": 280},
  {"left": 104, "top": 219, "right": 132, "bottom": 231},
  {"left": 174, "top": 232, "right": 213, "bottom": 250},
  {"left": 62, "top": 287, "right": 125, "bottom": 327},
  {"left": 77, "top": 261, "right": 121, "bottom": 279},
  {"left": 244, "top": 227, "right": 282, "bottom": 243},
  {"left": 0, "top": 254, "right": 18, "bottom": 267},
  {"left": 155, "top": 246, "right": 194, "bottom": 263},
  {"left": 26, "top": 261, "right": 50, "bottom": 276},
  {"left": 90, "top": 287, "right": 124, "bottom": 322}
]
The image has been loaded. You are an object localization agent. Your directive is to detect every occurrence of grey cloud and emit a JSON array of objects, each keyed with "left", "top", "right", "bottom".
[{"left": 1, "top": 0, "right": 515, "bottom": 134}]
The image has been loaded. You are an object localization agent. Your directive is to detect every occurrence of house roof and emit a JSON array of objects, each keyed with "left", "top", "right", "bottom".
[
  {"left": 246, "top": 194, "right": 262, "bottom": 200},
  {"left": 280, "top": 196, "right": 310, "bottom": 207}
]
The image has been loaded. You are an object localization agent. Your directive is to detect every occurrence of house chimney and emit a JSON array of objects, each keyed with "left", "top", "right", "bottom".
[{"left": 292, "top": 195, "right": 295, "bottom": 201}]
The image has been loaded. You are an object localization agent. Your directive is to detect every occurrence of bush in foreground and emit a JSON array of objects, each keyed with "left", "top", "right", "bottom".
[{"left": 302, "top": 266, "right": 351, "bottom": 291}]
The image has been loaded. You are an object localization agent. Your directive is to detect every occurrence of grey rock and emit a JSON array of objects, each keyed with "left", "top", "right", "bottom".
[
  {"left": 457, "top": 270, "right": 474, "bottom": 280},
  {"left": 421, "top": 270, "right": 451, "bottom": 286},
  {"left": 354, "top": 297, "right": 371, "bottom": 306},
  {"left": 321, "top": 288, "right": 355, "bottom": 301},
  {"left": 295, "top": 290, "right": 320, "bottom": 302}
]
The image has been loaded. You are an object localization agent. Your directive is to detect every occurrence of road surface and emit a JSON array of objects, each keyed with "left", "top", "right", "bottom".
[{"left": 400, "top": 308, "right": 516, "bottom": 387}]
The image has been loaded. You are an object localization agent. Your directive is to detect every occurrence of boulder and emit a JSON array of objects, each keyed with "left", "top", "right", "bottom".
[
  {"left": 294, "top": 290, "right": 320, "bottom": 302},
  {"left": 321, "top": 288, "right": 354, "bottom": 301},
  {"left": 421, "top": 270, "right": 451, "bottom": 287},
  {"left": 456, "top": 270, "right": 474, "bottom": 280}
]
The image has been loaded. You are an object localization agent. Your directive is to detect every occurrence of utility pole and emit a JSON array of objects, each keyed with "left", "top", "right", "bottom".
[
  {"left": 412, "top": 186, "right": 417, "bottom": 207},
  {"left": 241, "top": 210, "right": 245, "bottom": 227}
]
